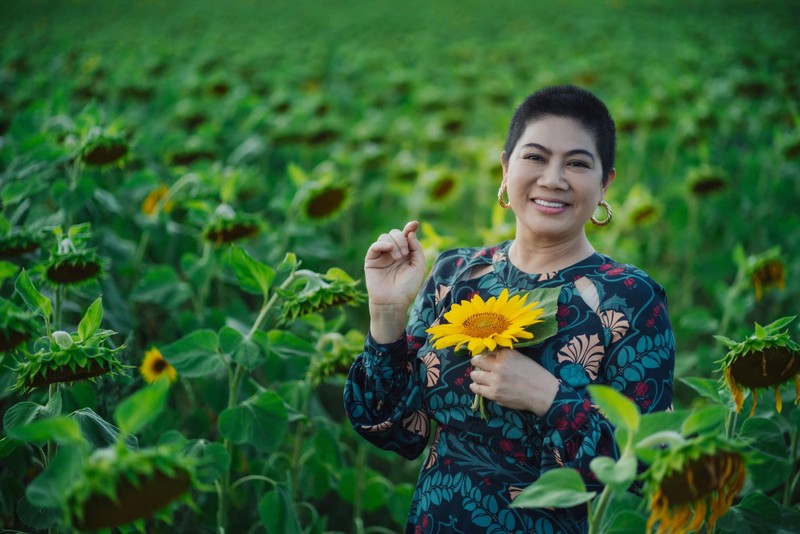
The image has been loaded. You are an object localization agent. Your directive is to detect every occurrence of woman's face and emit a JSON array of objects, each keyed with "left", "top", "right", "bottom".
[{"left": 501, "top": 116, "right": 614, "bottom": 245}]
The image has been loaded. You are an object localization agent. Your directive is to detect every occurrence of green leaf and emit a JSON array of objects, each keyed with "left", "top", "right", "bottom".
[
  {"left": 184, "top": 439, "right": 230, "bottom": 485},
  {"left": 336, "top": 467, "right": 391, "bottom": 511},
  {"left": 0, "top": 260, "right": 19, "bottom": 281},
  {"left": 740, "top": 416, "right": 792, "bottom": 492},
  {"left": 219, "top": 326, "right": 262, "bottom": 370},
  {"left": 258, "top": 485, "right": 302, "bottom": 534},
  {"left": 754, "top": 323, "right": 767, "bottom": 339},
  {"left": 78, "top": 297, "right": 103, "bottom": 342},
  {"left": 16, "top": 494, "right": 60, "bottom": 530},
  {"left": 3, "top": 394, "right": 62, "bottom": 432},
  {"left": 590, "top": 453, "right": 637, "bottom": 491},
  {"left": 15, "top": 269, "right": 52, "bottom": 320},
  {"left": 680, "top": 405, "right": 728, "bottom": 436},
  {"left": 114, "top": 379, "right": 171, "bottom": 435},
  {"left": 70, "top": 408, "right": 135, "bottom": 449},
  {"left": 161, "top": 329, "right": 222, "bottom": 378},
  {"left": 587, "top": 384, "right": 640, "bottom": 434},
  {"left": 510, "top": 468, "right": 596, "bottom": 509},
  {"left": 218, "top": 390, "right": 288, "bottom": 453},
  {"left": 0, "top": 435, "right": 20, "bottom": 459},
  {"left": 26, "top": 443, "right": 85, "bottom": 508},
  {"left": 230, "top": 245, "right": 275, "bottom": 297},
  {"left": 7, "top": 416, "right": 84, "bottom": 445},
  {"left": 678, "top": 376, "right": 726, "bottom": 405},
  {"left": 515, "top": 286, "right": 562, "bottom": 347},
  {"left": 129, "top": 265, "right": 191, "bottom": 308}
]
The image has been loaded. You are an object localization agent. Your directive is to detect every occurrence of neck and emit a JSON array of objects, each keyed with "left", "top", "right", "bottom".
[{"left": 508, "top": 234, "right": 595, "bottom": 274}]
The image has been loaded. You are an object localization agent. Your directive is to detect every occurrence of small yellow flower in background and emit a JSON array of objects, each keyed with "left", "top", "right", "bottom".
[
  {"left": 426, "top": 288, "right": 544, "bottom": 355},
  {"left": 716, "top": 316, "right": 800, "bottom": 416},
  {"left": 141, "top": 185, "right": 173, "bottom": 216},
  {"left": 140, "top": 347, "right": 177, "bottom": 384},
  {"left": 645, "top": 438, "right": 746, "bottom": 534}
]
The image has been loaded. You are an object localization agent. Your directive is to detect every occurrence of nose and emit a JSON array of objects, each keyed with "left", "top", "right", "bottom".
[{"left": 538, "top": 161, "right": 566, "bottom": 189}]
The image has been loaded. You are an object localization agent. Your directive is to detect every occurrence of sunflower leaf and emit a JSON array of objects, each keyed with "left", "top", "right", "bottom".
[
  {"left": 510, "top": 467, "right": 596, "bottom": 508},
  {"left": 78, "top": 297, "right": 103, "bottom": 342},
  {"left": 114, "top": 379, "right": 171, "bottom": 435},
  {"left": 15, "top": 269, "right": 52, "bottom": 321},
  {"left": 587, "top": 384, "right": 640, "bottom": 434},
  {"left": 230, "top": 245, "right": 275, "bottom": 297}
]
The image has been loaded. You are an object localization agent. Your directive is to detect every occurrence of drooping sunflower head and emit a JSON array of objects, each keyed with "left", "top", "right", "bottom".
[
  {"left": 686, "top": 165, "right": 728, "bottom": 197},
  {"left": 621, "top": 184, "right": 659, "bottom": 228},
  {"left": 0, "top": 229, "right": 43, "bottom": 259},
  {"left": 78, "top": 127, "right": 132, "bottom": 168},
  {"left": 280, "top": 268, "right": 365, "bottom": 323},
  {"left": 202, "top": 205, "right": 262, "bottom": 245},
  {"left": 426, "top": 288, "right": 544, "bottom": 356},
  {"left": 0, "top": 299, "right": 40, "bottom": 353},
  {"left": 42, "top": 224, "right": 105, "bottom": 287},
  {"left": 140, "top": 347, "right": 178, "bottom": 384},
  {"left": 645, "top": 436, "right": 747, "bottom": 534},
  {"left": 716, "top": 316, "right": 800, "bottom": 415},
  {"left": 299, "top": 182, "right": 350, "bottom": 222},
  {"left": 746, "top": 248, "right": 785, "bottom": 302}
]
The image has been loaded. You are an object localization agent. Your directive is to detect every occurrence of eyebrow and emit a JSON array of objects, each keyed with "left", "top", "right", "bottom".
[{"left": 520, "top": 143, "right": 596, "bottom": 161}]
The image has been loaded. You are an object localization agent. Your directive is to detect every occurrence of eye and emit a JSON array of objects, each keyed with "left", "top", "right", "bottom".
[
  {"left": 567, "top": 160, "right": 591, "bottom": 168},
  {"left": 523, "top": 153, "right": 545, "bottom": 162}
]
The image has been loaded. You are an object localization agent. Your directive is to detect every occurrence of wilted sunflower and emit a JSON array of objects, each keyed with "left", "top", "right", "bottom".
[
  {"left": 0, "top": 229, "right": 42, "bottom": 259},
  {"left": 0, "top": 299, "right": 39, "bottom": 353},
  {"left": 140, "top": 347, "right": 177, "bottom": 383},
  {"left": 686, "top": 165, "right": 728, "bottom": 196},
  {"left": 43, "top": 249, "right": 105, "bottom": 286},
  {"left": 280, "top": 268, "right": 365, "bottom": 323},
  {"left": 300, "top": 182, "right": 350, "bottom": 222},
  {"left": 79, "top": 130, "right": 131, "bottom": 168},
  {"left": 743, "top": 247, "right": 785, "bottom": 302},
  {"left": 202, "top": 206, "right": 262, "bottom": 245},
  {"left": 716, "top": 316, "right": 800, "bottom": 415},
  {"left": 645, "top": 436, "right": 746, "bottom": 534},
  {"left": 42, "top": 224, "right": 105, "bottom": 287},
  {"left": 67, "top": 442, "right": 193, "bottom": 531},
  {"left": 426, "top": 288, "right": 544, "bottom": 355}
]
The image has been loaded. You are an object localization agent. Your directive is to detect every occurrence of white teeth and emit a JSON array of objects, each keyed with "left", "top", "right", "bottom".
[{"left": 533, "top": 199, "right": 567, "bottom": 208}]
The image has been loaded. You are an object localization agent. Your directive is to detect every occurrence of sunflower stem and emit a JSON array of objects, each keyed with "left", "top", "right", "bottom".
[
  {"left": 784, "top": 425, "right": 799, "bottom": 506},
  {"left": 588, "top": 485, "right": 614, "bottom": 534}
]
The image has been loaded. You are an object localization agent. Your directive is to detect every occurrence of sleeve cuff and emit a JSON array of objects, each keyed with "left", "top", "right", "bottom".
[{"left": 364, "top": 332, "right": 408, "bottom": 361}]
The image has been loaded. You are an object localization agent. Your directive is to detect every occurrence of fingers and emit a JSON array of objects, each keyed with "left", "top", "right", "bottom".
[{"left": 367, "top": 221, "right": 420, "bottom": 261}]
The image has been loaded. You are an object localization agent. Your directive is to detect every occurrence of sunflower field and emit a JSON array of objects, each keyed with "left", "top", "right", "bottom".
[{"left": 1, "top": 0, "right": 799, "bottom": 532}]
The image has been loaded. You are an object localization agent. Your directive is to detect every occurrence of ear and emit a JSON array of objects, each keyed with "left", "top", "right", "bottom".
[
  {"left": 500, "top": 151, "right": 509, "bottom": 179},
  {"left": 602, "top": 168, "right": 617, "bottom": 195}
]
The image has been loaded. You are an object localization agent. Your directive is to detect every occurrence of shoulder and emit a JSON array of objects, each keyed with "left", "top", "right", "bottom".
[
  {"left": 429, "top": 242, "right": 506, "bottom": 282},
  {"left": 590, "top": 255, "right": 668, "bottom": 301}
]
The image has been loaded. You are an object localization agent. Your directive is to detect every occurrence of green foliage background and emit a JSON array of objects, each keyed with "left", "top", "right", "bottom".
[{"left": 1, "top": 0, "right": 799, "bottom": 532}]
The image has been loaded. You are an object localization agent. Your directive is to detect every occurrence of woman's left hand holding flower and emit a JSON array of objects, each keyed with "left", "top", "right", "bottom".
[{"left": 470, "top": 349, "right": 560, "bottom": 417}]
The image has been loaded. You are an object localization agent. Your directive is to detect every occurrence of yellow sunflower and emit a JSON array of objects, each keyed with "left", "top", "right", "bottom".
[
  {"left": 426, "top": 288, "right": 544, "bottom": 356},
  {"left": 140, "top": 347, "right": 177, "bottom": 384}
]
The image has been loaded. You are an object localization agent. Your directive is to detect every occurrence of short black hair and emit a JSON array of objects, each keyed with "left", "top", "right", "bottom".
[{"left": 503, "top": 85, "right": 616, "bottom": 184}]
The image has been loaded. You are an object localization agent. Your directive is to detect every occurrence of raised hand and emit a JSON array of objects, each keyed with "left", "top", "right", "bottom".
[{"left": 364, "top": 220, "right": 427, "bottom": 343}]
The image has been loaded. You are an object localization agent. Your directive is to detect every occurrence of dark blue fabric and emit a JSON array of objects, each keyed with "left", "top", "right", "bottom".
[{"left": 344, "top": 241, "right": 675, "bottom": 533}]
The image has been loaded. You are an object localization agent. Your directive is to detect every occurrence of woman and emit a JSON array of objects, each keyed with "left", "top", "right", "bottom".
[{"left": 344, "top": 85, "right": 674, "bottom": 533}]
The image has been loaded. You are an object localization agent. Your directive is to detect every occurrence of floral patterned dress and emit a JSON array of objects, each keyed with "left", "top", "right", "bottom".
[{"left": 344, "top": 241, "right": 675, "bottom": 534}]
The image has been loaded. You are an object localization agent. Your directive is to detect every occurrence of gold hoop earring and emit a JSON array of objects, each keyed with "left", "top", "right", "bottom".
[
  {"left": 497, "top": 183, "right": 510, "bottom": 209},
  {"left": 591, "top": 200, "right": 613, "bottom": 226}
]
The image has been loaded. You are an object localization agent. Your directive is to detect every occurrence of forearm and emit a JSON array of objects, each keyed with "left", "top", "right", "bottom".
[{"left": 369, "top": 302, "right": 410, "bottom": 344}]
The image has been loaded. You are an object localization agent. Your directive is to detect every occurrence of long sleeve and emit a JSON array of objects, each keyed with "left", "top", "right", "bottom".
[
  {"left": 536, "top": 272, "right": 675, "bottom": 491},
  {"left": 343, "top": 251, "right": 456, "bottom": 460}
]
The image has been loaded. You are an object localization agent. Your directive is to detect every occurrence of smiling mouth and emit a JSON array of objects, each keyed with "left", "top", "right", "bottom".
[{"left": 532, "top": 199, "right": 568, "bottom": 208}]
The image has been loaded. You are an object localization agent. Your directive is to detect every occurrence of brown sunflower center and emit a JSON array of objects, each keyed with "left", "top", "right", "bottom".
[
  {"left": 729, "top": 346, "right": 799, "bottom": 389},
  {"left": 463, "top": 312, "right": 509, "bottom": 338},
  {"left": 307, "top": 188, "right": 345, "bottom": 218},
  {"left": 659, "top": 451, "right": 744, "bottom": 507},
  {"left": 150, "top": 358, "right": 168, "bottom": 374}
]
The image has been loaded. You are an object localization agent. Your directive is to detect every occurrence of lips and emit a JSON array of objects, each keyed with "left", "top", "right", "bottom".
[{"left": 532, "top": 198, "right": 569, "bottom": 208}]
